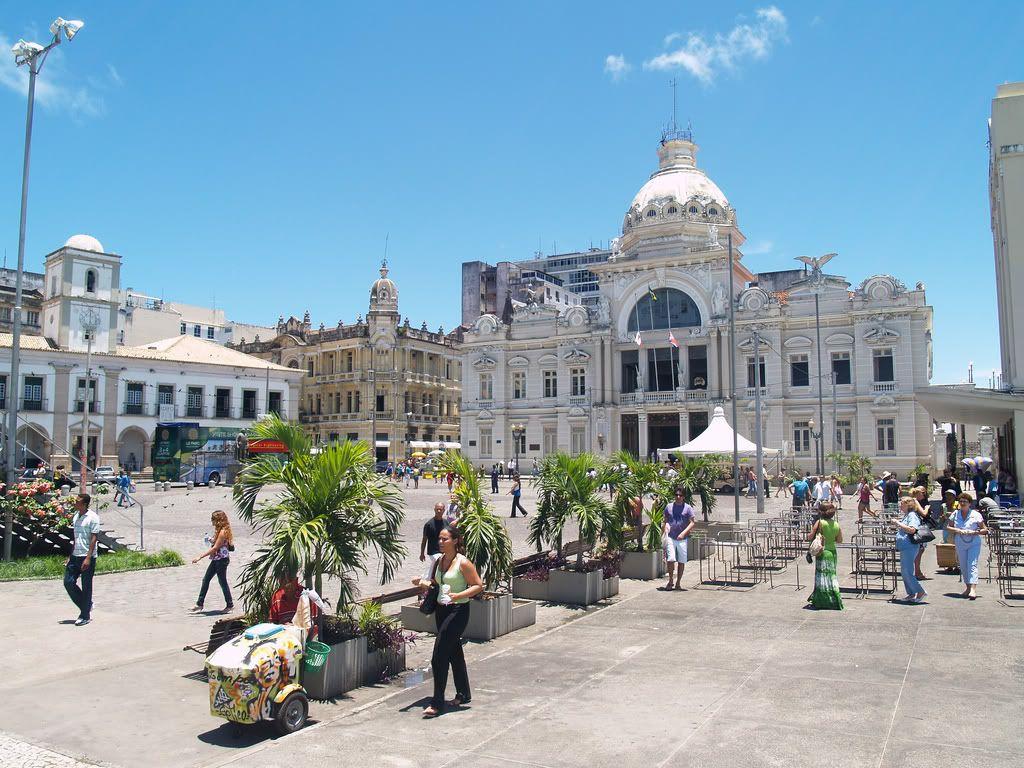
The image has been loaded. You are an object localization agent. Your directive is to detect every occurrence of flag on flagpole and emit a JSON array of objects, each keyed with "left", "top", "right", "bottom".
[
  {"left": 633, "top": 331, "right": 643, "bottom": 347},
  {"left": 668, "top": 331, "right": 679, "bottom": 348}
]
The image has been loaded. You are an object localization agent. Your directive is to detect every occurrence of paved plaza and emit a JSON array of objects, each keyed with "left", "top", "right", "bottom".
[{"left": 2, "top": 482, "right": 1022, "bottom": 767}]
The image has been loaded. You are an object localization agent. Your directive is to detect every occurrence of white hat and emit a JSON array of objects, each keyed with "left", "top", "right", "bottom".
[{"left": 882, "top": 472, "right": 891, "bottom": 479}]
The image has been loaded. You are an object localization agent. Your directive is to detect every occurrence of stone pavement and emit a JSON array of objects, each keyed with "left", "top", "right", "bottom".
[
  {"left": 3, "top": 484, "right": 1022, "bottom": 767},
  {"left": 0, "top": 733, "right": 96, "bottom": 768}
]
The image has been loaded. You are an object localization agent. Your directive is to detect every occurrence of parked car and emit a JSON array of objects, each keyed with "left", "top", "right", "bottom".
[{"left": 92, "top": 465, "right": 117, "bottom": 485}]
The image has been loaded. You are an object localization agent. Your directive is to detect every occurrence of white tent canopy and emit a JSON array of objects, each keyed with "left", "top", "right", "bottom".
[
  {"left": 409, "top": 440, "right": 462, "bottom": 451},
  {"left": 657, "top": 406, "right": 779, "bottom": 459}
]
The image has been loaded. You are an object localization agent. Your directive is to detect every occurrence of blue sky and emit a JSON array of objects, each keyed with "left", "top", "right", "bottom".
[{"left": 1, "top": 2, "right": 1021, "bottom": 384}]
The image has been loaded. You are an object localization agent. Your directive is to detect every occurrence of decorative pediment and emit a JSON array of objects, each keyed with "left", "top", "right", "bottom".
[
  {"left": 859, "top": 275, "right": 906, "bottom": 301},
  {"left": 476, "top": 409, "right": 494, "bottom": 421},
  {"left": 472, "top": 356, "right": 496, "bottom": 371},
  {"left": 474, "top": 314, "right": 499, "bottom": 335},
  {"left": 872, "top": 395, "right": 897, "bottom": 408},
  {"left": 825, "top": 332, "right": 855, "bottom": 346},
  {"left": 563, "top": 348, "right": 591, "bottom": 362},
  {"left": 568, "top": 406, "right": 588, "bottom": 418},
  {"left": 863, "top": 325, "right": 901, "bottom": 346},
  {"left": 783, "top": 335, "right": 812, "bottom": 349},
  {"left": 561, "top": 305, "right": 590, "bottom": 328},
  {"left": 739, "top": 287, "right": 771, "bottom": 313},
  {"left": 538, "top": 354, "right": 558, "bottom": 366},
  {"left": 508, "top": 356, "right": 530, "bottom": 368}
]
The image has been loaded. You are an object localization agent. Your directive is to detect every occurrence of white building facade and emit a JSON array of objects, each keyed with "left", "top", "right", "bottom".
[
  {"left": 461, "top": 130, "right": 934, "bottom": 475},
  {"left": 1, "top": 235, "right": 301, "bottom": 471}
]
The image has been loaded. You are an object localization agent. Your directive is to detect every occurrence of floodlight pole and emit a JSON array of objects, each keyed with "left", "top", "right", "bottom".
[
  {"left": 753, "top": 330, "right": 765, "bottom": 515},
  {"left": 728, "top": 234, "right": 740, "bottom": 522},
  {"left": 5, "top": 35, "right": 61, "bottom": 561}
]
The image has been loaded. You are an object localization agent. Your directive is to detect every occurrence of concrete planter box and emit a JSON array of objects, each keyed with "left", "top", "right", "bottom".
[
  {"left": 547, "top": 568, "right": 603, "bottom": 606},
  {"left": 400, "top": 593, "right": 535, "bottom": 641},
  {"left": 512, "top": 577, "right": 550, "bottom": 602},
  {"left": 512, "top": 598, "right": 537, "bottom": 631},
  {"left": 365, "top": 644, "right": 406, "bottom": 685},
  {"left": 601, "top": 575, "right": 620, "bottom": 600},
  {"left": 303, "top": 636, "right": 367, "bottom": 700},
  {"left": 620, "top": 550, "right": 666, "bottom": 580}
]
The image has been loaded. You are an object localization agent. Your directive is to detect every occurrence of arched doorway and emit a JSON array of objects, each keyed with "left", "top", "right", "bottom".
[{"left": 118, "top": 427, "right": 148, "bottom": 473}]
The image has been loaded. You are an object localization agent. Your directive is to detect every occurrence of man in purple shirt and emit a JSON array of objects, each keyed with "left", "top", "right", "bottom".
[{"left": 663, "top": 488, "right": 696, "bottom": 590}]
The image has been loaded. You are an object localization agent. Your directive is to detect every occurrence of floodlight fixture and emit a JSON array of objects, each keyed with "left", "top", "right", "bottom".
[
  {"left": 11, "top": 39, "right": 44, "bottom": 65},
  {"left": 50, "top": 17, "right": 85, "bottom": 41}
]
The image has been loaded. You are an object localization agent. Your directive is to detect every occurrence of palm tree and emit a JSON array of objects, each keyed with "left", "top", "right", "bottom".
[
  {"left": 607, "top": 451, "right": 662, "bottom": 552},
  {"left": 234, "top": 416, "right": 405, "bottom": 618},
  {"left": 437, "top": 451, "right": 514, "bottom": 592},
  {"left": 529, "top": 452, "right": 615, "bottom": 571},
  {"left": 654, "top": 454, "right": 720, "bottom": 521}
]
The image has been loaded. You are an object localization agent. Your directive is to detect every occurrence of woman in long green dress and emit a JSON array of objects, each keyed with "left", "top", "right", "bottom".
[{"left": 808, "top": 502, "right": 844, "bottom": 610}]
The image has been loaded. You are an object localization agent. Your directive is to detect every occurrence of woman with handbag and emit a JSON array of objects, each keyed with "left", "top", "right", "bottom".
[
  {"left": 947, "top": 493, "right": 988, "bottom": 599},
  {"left": 910, "top": 486, "right": 933, "bottom": 581},
  {"left": 191, "top": 510, "right": 234, "bottom": 612},
  {"left": 807, "top": 502, "right": 843, "bottom": 609},
  {"left": 416, "top": 524, "right": 483, "bottom": 718},
  {"left": 891, "top": 497, "right": 928, "bottom": 603}
]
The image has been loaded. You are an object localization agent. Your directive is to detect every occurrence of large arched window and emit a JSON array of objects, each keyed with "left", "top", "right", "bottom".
[
  {"left": 85, "top": 269, "right": 97, "bottom": 293},
  {"left": 627, "top": 287, "right": 701, "bottom": 332}
]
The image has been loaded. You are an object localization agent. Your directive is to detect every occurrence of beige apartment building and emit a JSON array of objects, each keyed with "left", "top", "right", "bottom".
[{"left": 232, "top": 264, "right": 462, "bottom": 461}]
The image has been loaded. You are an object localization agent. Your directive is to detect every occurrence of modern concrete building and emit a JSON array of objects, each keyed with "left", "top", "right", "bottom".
[
  {"left": 461, "top": 260, "right": 584, "bottom": 327},
  {"left": 234, "top": 263, "right": 462, "bottom": 461},
  {"left": 919, "top": 82, "right": 1024, "bottom": 481},
  {"left": 1, "top": 234, "right": 301, "bottom": 471},
  {"left": 0, "top": 267, "right": 44, "bottom": 336},
  {"left": 118, "top": 292, "right": 276, "bottom": 347},
  {"left": 461, "top": 127, "right": 935, "bottom": 475}
]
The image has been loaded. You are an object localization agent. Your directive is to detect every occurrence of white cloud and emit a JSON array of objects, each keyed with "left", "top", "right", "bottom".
[
  {"left": 743, "top": 239, "right": 774, "bottom": 255},
  {"left": 106, "top": 63, "right": 123, "bottom": 87},
  {"left": 645, "top": 6, "right": 789, "bottom": 84},
  {"left": 604, "top": 53, "right": 631, "bottom": 82},
  {"left": 0, "top": 33, "right": 105, "bottom": 119}
]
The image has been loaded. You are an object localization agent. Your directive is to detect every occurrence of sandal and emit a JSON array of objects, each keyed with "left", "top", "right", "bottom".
[
  {"left": 423, "top": 706, "right": 441, "bottom": 718},
  {"left": 447, "top": 694, "right": 471, "bottom": 706}
]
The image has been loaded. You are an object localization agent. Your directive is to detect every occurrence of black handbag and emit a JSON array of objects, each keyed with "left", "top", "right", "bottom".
[
  {"left": 910, "top": 525, "right": 936, "bottom": 545},
  {"left": 419, "top": 556, "right": 441, "bottom": 615}
]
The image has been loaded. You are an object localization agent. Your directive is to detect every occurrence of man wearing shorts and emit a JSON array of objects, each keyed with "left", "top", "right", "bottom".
[{"left": 663, "top": 488, "right": 696, "bottom": 590}]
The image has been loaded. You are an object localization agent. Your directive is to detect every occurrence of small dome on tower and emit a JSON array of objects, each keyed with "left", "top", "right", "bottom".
[
  {"left": 369, "top": 260, "right": 399, "bottom": 312},
  {"left": 64, "top": 234, "right": 104, "bottom": 253}
]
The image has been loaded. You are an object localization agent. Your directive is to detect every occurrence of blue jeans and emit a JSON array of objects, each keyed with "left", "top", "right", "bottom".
[
  {"left": 898, "top": 541, "right": 923, "bottom": 597},
  {"left": 64, "top": 556, "right": 95, "bottom": 620}
]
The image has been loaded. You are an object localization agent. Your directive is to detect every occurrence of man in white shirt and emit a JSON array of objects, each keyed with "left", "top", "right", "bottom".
[
  {"left": 813, "top": 476, "right": 834, "bottom": 508},
  {"left": 64, "top": 494, "right": 100, "bottom": 626}
]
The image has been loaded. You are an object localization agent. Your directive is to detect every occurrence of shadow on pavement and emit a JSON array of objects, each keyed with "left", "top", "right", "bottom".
[{"left": 196, "top": 718, "right": 319, "bottom": 749}]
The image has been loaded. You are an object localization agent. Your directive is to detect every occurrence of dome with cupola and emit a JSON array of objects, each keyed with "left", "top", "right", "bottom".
[
  {"left": 64, "top": 233, "right": 105, "bottom": 253},
  {"left": 622, "top": 129, "right": 732, "bottom": 234},
  {"left": 369, "top": 260, "right": 398, "bottom": 313}
]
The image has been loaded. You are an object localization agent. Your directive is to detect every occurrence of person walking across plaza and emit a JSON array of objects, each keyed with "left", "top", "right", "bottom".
[
  {"left": 947, "top": 492, "right": 988, "bottom": 599},
  {"left": 420, "top": 502, "right": 446, "bottom": 562},
  {"left": 807, "top": 502, "right": 843, "bottom": 610},
  {"left": 65, "top": 494, "right": 99, "bottom": 626},
  {"left": 662, "top": 487, "right": 696, "bottom": 590},
  {"left": 856, "top": 476, "right": 878, "bottom": 521},
  {"left": 830, "top": 475, "right": 844, "bottom": 510},
  {"left": 508, "top": 474, "right": 528, "bottom": 518},
  {"left": 882, "top": 471, "right": 901, "bottom": 511},
  {"left": 490, "top": 464, "right": 499, "bottom": 494},
  {"left": 789, "top": 472, "right": 811, "bottom": 510},
  {"left": 114, "top": 469, "right": 131, "bottom": 507},
  {"left": 419, "top": 524, "right": 483, "bottom": 718},
  {"left": 191, "top": 510, "right": 234, "bottom": 612},
  {"left": 892, "top": 497, "right": 927, "bottom": 603}
]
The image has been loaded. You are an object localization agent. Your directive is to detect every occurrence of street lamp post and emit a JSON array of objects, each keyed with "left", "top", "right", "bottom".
[
  {"left": 511, "top": 423, "right": 525, "bottom": 476},
  {"left": 4, "top": 17, "right": 85, "bottom": 562},
  {"left": 79, "top": 309, "right": 100, "bottom": 488},
  {"left": 808, "top": 418, "right": 823, "bottom": 477}
]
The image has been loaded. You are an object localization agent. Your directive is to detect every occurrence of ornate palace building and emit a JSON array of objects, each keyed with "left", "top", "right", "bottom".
[
  {"left": 460, "top": 127, "right": 935, "bottom": 475},
  {"left": 232, "top": 264, "right": 462, "bottom": 461}
]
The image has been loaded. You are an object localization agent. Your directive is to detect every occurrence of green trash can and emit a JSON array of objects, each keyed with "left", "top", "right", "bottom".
[{"left": 303, "top": 640, "right": 330, "bottom": 674}]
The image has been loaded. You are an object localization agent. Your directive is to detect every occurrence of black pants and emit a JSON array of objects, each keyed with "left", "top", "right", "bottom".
[
  {"left": 511, "top": 496, "right": 527, "bottom": 517},
  {"left": 491, "top": 477, "right": 499, "bottom": 493},
  {"left": 431, "top": 602, "right": 471, "bottom": 708},
  {"left": 64, "top": 556, "right": 95, "bottom": 620},
  {"left": 197, "top": 557, "right": 232, "bottom": 607}
]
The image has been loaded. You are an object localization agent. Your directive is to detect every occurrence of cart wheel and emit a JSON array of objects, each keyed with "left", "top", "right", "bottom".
[{"left": 274, "top": 691, "right": 308, "bottom": 735}]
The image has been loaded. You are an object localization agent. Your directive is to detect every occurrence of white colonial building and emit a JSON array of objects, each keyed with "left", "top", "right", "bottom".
[
  {"left": 1, "top": 235, "right": 302, "bottom": 471},
  {"left": 460, "top": 128, "right": 935, "bottom": 475}
]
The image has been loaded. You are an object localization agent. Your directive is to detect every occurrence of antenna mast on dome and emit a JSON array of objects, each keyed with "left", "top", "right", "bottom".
[{"left": 661, "top": 77, "right": 692, "bottom": 144}]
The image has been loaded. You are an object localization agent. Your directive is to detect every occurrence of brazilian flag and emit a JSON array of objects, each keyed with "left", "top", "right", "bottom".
[{"left": 648, "top": 286, "right": 658, "bottom": 301}]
